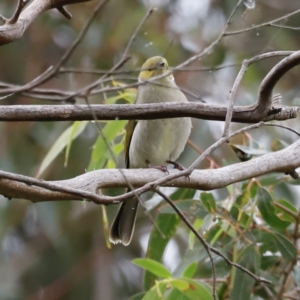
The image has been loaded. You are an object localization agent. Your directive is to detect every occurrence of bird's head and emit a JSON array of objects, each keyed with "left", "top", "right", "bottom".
[{"left": 138, "top": 56, "right": 174, "bottom": 85}]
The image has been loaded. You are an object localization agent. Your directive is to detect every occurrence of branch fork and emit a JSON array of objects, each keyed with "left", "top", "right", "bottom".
[{"left": 0, "top": 0, "right": 92, "bottom": 45}]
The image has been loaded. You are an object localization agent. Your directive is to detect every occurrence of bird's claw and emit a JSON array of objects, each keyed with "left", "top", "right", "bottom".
[
  {"left": 146, "top": 160, "right": 169, "bottom": 174},
  {"left": 166, "top": 160, "right": 190, "bottom": 180}
]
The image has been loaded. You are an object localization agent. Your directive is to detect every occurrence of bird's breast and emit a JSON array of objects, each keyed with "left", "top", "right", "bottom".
[{"left": 129, "top": 117, "right": 191, "bottom": 168}]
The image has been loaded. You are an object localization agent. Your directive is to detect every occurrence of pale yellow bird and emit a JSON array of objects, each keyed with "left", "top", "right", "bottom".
[{"left": 109, "top": 56, "right": 191, "bottom": 246}]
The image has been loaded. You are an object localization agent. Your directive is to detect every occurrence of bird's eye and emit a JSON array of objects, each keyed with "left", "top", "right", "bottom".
[{"left": 159, "top": 61, "right": 165, "bottom": 67}]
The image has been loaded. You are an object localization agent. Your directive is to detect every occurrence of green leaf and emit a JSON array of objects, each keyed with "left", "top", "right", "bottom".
[
  {"left": 169, "top": 278, "right": 213, "bottom": 300},
  {"left": 142, "top": 282, "right": 167, "bottom": 300},
  {"left": 272, "top": 233, "right": 297, "bottom": 261},
  {"left": 170, "top": 188, "right": 196, "bottom": 201},
  {"left": 275, "top": 199, "right": 297, "bottom": 223},
  {"left": 144, "top": 214, "right": 180, "bottom": 290},
  {"left": 65, "top": 121, "right": 89, "bottom": 167},
  {"left": 88, "top": 120, "right": 127, "bottom": 170},
  {"left": 230, "top": 244, "right": 259, "bottom": 300},
  {"left": 169, "top": 279, "right": 190, "bottom": 291},
  {"left": 183, "top": 262, "right": 197, "bottom": 279},
  {"left": 105, "top": 90, "right": 136, "bottom": 104},
  {"left": 230, "top": 268, "right": 255, "bottom": 300},
  {"left": 259, "top": 174, "right": 284, "bottom": 187},
  {"left": 133, "top": 258, "right": 172, "bottom": 279},
  {"left": 200, "top": 192, "right": 216, "bottom": 214},
  {"left": 159, "top": 200, "right": 208, "bottom": 219},
  {"left": 256, "top": 187, "right": 290, "bottom": 230},
  {"left": 189, "top": 218, "right": 203, "bottom": 250},
  {"left": 37, "top": 121, "right": 88, "bottom": 177}
]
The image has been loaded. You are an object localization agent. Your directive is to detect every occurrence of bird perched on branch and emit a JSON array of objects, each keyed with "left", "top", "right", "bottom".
[{"left": 109, "top": 56, "right": 192, "bottom": 246}]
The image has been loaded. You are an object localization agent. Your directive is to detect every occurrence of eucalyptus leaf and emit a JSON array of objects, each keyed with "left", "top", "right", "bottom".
[
  {"left": 133, "top": 258, "right": 172, "bottom": 279},
  {"left": 256, "top": 187, "right": 290, "bottom": 230},
  {"left": 37, "top": 121, "right": 88, "bottom": 177}
]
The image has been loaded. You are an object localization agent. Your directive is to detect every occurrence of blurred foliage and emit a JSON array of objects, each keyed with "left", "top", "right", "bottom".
[{"left": 0, "top": 0, "right": 300, "bottom": 299}]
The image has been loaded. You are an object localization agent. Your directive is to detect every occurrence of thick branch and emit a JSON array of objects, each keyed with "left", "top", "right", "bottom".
[
  {"left": 0, "top": 0, "right": 92, "bottom": 46},
  {"left": 258, "top": 51, "right": 300, "bottom": 108},
  {"left": 0, "top": 102, "right": 297, "bottom": 122},
  {"left": 0, "top": 139, "right": 299, "bottom": 203}
]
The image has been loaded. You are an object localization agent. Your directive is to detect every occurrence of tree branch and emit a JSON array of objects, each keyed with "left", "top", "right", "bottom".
[
  {"left": 0, "top": 0, "right": 93, "bottom": 46},
  {"left": 0, "top": 138, "right": 298, "bottom": 203},
  {"left": 258, "top": 51, "right": 300, "bottom": 107},
  {"left": 0, "top": 102, "right": 297, "bottom": 122}
]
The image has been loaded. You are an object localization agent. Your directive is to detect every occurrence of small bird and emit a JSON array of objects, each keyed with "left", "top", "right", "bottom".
[{"left": 109, "top": 56, "right": 192, "bottom": 246}]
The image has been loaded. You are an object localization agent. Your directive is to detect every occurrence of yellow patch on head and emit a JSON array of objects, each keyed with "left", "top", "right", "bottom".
[{"left": 139, "top": 56, "right": 170, "bottom": 81}]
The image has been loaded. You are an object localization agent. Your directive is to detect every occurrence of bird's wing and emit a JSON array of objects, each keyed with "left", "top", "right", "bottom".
[
  {"left": 124, "top": 119, "right": 137, "bottom": 168},
  {"left": 124, "top": 89, "right": 141, "bottom": 168}
]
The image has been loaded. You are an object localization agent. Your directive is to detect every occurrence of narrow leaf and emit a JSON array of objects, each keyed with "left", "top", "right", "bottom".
[
  {"left": 256, "top": 187, "right": 290, "bottom": 230},
  {"left": 272, "top": 233, "right": 297, "bottom": 261},
  {"left": 65, "top": 121, "right": 89, "bottom": 167},
  {"left": 133, "top": 258, "right": 172, "bottom": 279},
  {"left": 183, "top": 262, "right": 197, "bottom": 279},
  {"left": 37, "top": 121, "right": 88, "bottom": 177},
  {"left": 200, "top": 192, "right": 216, "bottom": 214}
]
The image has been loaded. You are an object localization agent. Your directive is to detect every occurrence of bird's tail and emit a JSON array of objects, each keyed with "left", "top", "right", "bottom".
[{"left": 109, "top": 193, "right": 139, "bottom": 246}]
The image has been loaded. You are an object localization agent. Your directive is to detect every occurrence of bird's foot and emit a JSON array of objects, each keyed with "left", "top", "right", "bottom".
[
  {"left": 146, "top": 160, "right": 169, "bottom": 174},
  {"left": 166, "top": 160, "right": 185, "bottom": 171},
  {"left": 166, "top": 160, "right": 190, "bottom": 180}
]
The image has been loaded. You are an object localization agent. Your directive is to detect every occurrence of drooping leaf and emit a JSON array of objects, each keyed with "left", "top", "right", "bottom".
[
  {"left": 65, "top": 121, "right": 89, "bottom": 167},
  {"left": 88, "top": 120, "right": 127, "bottom": 170},
  {"left": 256, "top": 187, "right": 290, "bottom": 230},
  {"left": 200, "top": 192, "right": 216, "bottom": 214},
  {"left": 189, "top": 218, "right": 203, "bottom": 250},
  {"left": 230, "top": 244, "right": 259, "bottom": 300},
  {"left": 37, "top": 121, "right": 88, "bottom": 177}
]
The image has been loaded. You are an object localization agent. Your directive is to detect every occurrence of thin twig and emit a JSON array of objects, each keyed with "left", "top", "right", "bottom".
[
  {"left": 155, "top": 188, "right": 271, "bottom": 298},
  {"left": 224, "top": 8, "right": 300, "bottom": 36},
  {"left": 121, "top": 7, "right": 154, "bottom": 60},
  {"left": 270, "top": 24, "right": 300, "bottom": 31},
  {"left": 276, "top": 260, "right": 297, "bottom": 300},
  {"left": 57, "top": 6, "right": 72, "bottom": 19},
  {"left": 155, "top": 189, "right": 217, "bottom": 300},
  {"left": 57, "top": 63, "right": 239, "bottom": 76},
  {"left": 0, "top": 0, "right": 110, "bottom": 95},
  {"left": 263, "top": 123, "right": 300, "bottom": 137}
]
